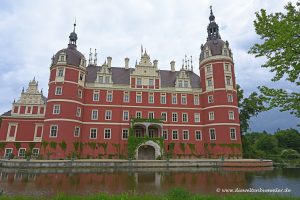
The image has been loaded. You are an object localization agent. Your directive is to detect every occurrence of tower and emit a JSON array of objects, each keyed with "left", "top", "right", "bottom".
[
  {"left": 43, "top": 22, "right": 87, "bottom": 158},
  {"left": 199, "top": 7, "right": 242, "bottom": 158}
]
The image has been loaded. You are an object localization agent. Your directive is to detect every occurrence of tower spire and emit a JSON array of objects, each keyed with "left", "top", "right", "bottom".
[
  {"left": 69, "top": 19, "right": 78, "bottom": 45},
  {"left": 207, "top": 6, "right": 221, "bottom": 40}
]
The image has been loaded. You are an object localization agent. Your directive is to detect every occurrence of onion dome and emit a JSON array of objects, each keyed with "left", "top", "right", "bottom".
[{"left": 52, "top": 22, "right": 86, "bottom": 67}]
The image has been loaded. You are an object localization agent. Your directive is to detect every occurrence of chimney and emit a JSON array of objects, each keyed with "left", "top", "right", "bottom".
[
  {"left": 170, "top": 61, "right": 175, "bottom": 72},
  {"left": 107, "top": 56, "right": 112, "bottom": 67},
  {"left": 153, "top": 60, "right": 158, "bottom": 67},
  {"left": 125, "top": 57, "right": 129, "bottom": 69}
]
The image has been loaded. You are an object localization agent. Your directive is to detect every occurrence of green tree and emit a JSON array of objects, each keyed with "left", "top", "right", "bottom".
[
  {"left": 275, "top": 128, "right": 300, "bottom": 153},
  {"left": 255, "top": 134, "right": 279, "bottom": 154},
  {"left": 237, "top": 85, "right": 268, "bottom": 133},
  {"left": 249, "top": 1, "right": 300, "bottom": 117}
]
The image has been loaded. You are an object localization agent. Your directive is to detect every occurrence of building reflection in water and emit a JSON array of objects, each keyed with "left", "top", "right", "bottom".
[{"left": 0, "top": 167, "right": 274, "bottom": 197}]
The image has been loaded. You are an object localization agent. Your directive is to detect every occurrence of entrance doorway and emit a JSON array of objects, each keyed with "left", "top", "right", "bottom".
[{"left": 138, "top": 145, "right": 155, "bottom": 160}]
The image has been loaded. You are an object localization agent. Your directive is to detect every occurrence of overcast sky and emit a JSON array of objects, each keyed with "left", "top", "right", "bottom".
[{"left": 0, "top": 0, "right": 298, "bottom": 133}]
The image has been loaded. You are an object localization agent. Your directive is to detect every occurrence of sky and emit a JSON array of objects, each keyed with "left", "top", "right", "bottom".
[{"left": 0, "top": 0, "right": 298, "bottom": 133}]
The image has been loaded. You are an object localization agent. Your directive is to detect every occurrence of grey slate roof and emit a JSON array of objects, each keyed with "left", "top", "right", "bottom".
[
  {"left": 53, "top": 44, "right": 85, "bottom": 67},
  {"left": 86, "top": 66, "right": 201, "bottom": 88},
  {"left": 1, "top": 110, "right": 11, "bottom": 117},
  {"left": 205, "top": 39, "right": 225, "bottom": 56}
]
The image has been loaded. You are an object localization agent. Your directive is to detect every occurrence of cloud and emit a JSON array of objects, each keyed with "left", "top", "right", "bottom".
[{"left": 0, "top": 0, "right": 298, "bottom": 131}]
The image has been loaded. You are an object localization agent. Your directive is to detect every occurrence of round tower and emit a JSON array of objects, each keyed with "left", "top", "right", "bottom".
[
  {"left": 43, "top": 22, "right": 87, "bottom": 159},
  {"left": 199, "top": 7, "right": 241, "bottom": 158}
]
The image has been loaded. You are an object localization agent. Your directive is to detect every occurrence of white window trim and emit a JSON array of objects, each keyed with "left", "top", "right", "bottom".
[
  {"left": 123, "top": 111, "right": 129, "bottom": 121},
  {"left": 194, "top": 113, "right": 200, "bottom": 123},
  {"left": 122, "top": 129, "right": 129, "bottom": 140},
  {"left": 230, "top": 128, "right": 237, "bottom": 140},
  {"left": 172, "top": 112, "right": 178, "bottom": 122},
  {"left": 76, "top": 107, "right": 82, "bottom": 117},
  {"left": 172, "top": 94, "right": 177, "bottom": 104},
  {"left": 106, "top": 91, "right": 113, "bottom": 102},
  {"left": 18, "top": 148, "right": 26, "bottom": 158},
  {"left": 56, "top": 68, "right": 65, "bottom": 77},
  {"left": 208, "top": 95, "right": 214, "bottom": 103},
  {"left": 182, "top": 113, "right": 188, "bottom": 123},
  {"left": 227, "top": 94, "right": 233, "bottom": 102},
  {"left": 181, "top": 94, "right": 187, "bottom": 105},
  {"left": 136, "top": 92, "right": 142, "bottom": 103},
  {"left": 148, "top": 112, "right": 154, "bottom": 119},
  {"left": 105, "top": 110, "right": 112, "bottom": 120},
  {"left": 93, "top": 91, "right": 100, "bottom": 101},
  {"left": 104, "top": 128, "right": 111, "bottom": 139},
  {"left": 160, "top": 93, "right": 166, "bottom": 104},
  {"left": 229, "top": 111, "right": 235, "bottom": 120},
  {"left": 162, "top": 129, "right": 168, "bottom": 140},
  {"left": 209, "top": 111, "right": 215, "bottom": 121},
  {"left": 32, "top": 148, "right": 40, "bottom": 157},
  {"left": 209, "top": 128, "right": 216, "bottom": 140},
  {"left": 195, "top": 130, "right": 202, "bottom": 141},
  {"left": 34, "top": 124, "right": 43, "bottom": 140},
  {"left": 123, "top": 91, "right": 130, "bottom": 103},
  {"left": 49, "top": 125, "right": 58, "bottom": 138},
  {"left": 91, "top": 109, "right": 98, "bottom": 120},
  {"left": 161, "top": 112, "right": 167, "bottom": 122},
  {"left": 194, "top": 95, "right": 200, "bottom": 105},
  {"left": 172, "top": 130, "right": 179, "bottom": 140},
  {"left": 183, "top": 130, "right": 189, "bottom": 140},
  {"left": 89, "top": 128, "right": 97, "bottom": 139},
  {"left": 136, "top": 111, "right": 142, "bottom": 119},
  {"left": 25, "top": 106, "right": 33, "bottom": 114},
  {"left": 53, "top": 104, "right": 60, "bottom": 115},
  {"left": 6, "top": 123, "right": 18, "bottom": 141},
  {"left": 55, "top": 86, "right": 63, "bottom": 95},
  {"left": 148, "top": 93, "right": 154, "bottom": 104},
  {"left": 4, "top": 148, "right": 13, "bottom": 158}
]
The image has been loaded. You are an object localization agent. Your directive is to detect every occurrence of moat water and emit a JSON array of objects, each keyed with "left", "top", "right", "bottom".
[{"left": 0, "top": 167, "right": 299, "bottom": 197}]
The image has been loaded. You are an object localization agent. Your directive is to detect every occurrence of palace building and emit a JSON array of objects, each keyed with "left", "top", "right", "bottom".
[{"left": 0, "top": 8, "right": 242, "bottom": 160}]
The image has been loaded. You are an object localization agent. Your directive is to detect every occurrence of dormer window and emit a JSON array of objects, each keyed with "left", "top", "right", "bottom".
[
  {"left": 205, "top": 51, "right": 209, "bottom": 58},
  {"left": 105, "top": 76, "right": 110, "bottom": 83},
  {"left": 149, "top": 79, "right": 154, "bottom": 86},
  {"left": 60, "top": 55, "right": 65, "bottom": 62},
  {"left": 178, "top": 80, "right": 183, "bottom": 88},
  {"left": 137, "top": 78, "right": 142, "bottom": 86},
  {"left": 224, "top": 49, "right": 228, "bottom": 56},
  {"left": 184, "top": 81, "right": 188, "bottom": 88},
  {"left": 98, "top": 76, "right": 103, "bottom": 83}
]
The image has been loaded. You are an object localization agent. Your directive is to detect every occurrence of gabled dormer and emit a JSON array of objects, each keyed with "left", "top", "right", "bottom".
[{"left": 96, "top": 57, "right": 113, "bottom": 84}]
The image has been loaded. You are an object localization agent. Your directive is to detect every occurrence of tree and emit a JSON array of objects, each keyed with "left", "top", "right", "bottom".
[
  {"left": 249, "top": 1, "right": 300, "bottom": 117},
  {"left": 237, "top": 85, "right": 268, "bottom": 133},
  {"left": 275, "top": 128, "right": 300, "bottom": 153}
]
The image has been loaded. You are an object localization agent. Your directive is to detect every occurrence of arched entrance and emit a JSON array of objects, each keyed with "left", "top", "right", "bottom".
[
  {"left": 136, "top": 140, "right": 161, "bottom": 160},
  {"left": 138, "top": 145, "right": 155, "bottom": 160}
]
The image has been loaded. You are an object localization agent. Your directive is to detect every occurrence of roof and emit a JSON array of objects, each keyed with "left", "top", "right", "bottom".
[
  {"left": 204, "top": 39, "right": 225, "bottom": 56},
  {"left": 1, "top": 110, "right": 11, "bottom": 117},
  {"left": 53, "top": 44, "right": 85, "bottom": 67},
  {"left": 86, "top": 66, "right": 200, "bottom": 88}
]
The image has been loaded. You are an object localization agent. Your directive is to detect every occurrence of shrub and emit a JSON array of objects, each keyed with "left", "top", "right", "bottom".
[{"left": 281, "top": 149, "right": 300, "bottom": 159}]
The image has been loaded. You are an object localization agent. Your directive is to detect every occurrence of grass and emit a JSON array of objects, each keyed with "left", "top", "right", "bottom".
[{"left": 1, "top": 188, "right": 300, "bottom": 200}]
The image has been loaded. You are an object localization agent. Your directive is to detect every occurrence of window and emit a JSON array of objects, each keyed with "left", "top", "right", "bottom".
[
  {"left": 183, "top": 130, "right": 189, "bottom": 140},
  {"left": 195, "top": 131, "right": 202, "bottom": 140},
  {"left": 98, "top": 76, "right": 104, "bottom": 83},
  {"left": 32, "top": 148, "right": 39, "bottom": 157},
  {"left": 224, "top": 50, "right": 228, "bottom": 56},
  {"left": 135, "top": 129, "right": 142, "bottom": 137},
  {"left": 136, "top": 111, "right": 142, "bottom": 119},
  {"left": 106, "top": 91, "right": 113, "bottom": 102},
  {"left": 136, "top": 92, "right": 142, "bottom": 103},
  {"left": 207, "top": 77, "right": 213, "bottom": 87},
  {"left": 148, "top": 93, "right": 154, "bottom": 104},
  {"left": 123, "top": 111, "right": 129, "bottom": 121},
  {"left": 76, "top": 107, "right": 81, "bottom": 117},
  {"left": 230, "top": 128, "right": 237, "bottom": 140},
  {"left": 57, "top": 68, "right": 64, "bottom": 77},
  {"left": 229, "top": 111, "right": 234, "bottom": 120},
  {"left": 184, "top": 81, "right": 188, "bottom": 88},
  {"left": 50, "top": 125, "right": 58, "bottom": 137},
  {"left": 163, "top": 130, "right": 168, "bottom": 140},
  {"left": 178, "top": 80, "right": 183, "bottom": 88},
  {"left": 194, "top": 113, "right": 200, "bottom": 123},
  {"left": 79, "top": 73, "right": 84, "bottom": 81},
  {"left": 172, "top": 130, "right": 178, "bottom": 140},
  {"left": 122, "top": 129, "right": 129, "bottom": 139},
  {"left": 149, "top": 129, "right": 155, "bottom": 138},
  {"left": 181, "top": 94, "right": 187, "bottom": 105},
  {"left": 137, "top": 78, "right": 142, "bottom": 85},
  {"left": 160, "top": 93, "right": 166, "bottom": 104},
  {"left": 55, "top": 87, "right": 62, "bottom": 95},
  {"left": 105, "top": 110, "right": 112, "bottom": 120},
  {"left": 224, "top": 64, "right": 230, "bottom": 71},
  {"left": 209, "top": 128, "right": 216, "bottom": 140},
  {"left": 226, "top": 76, "right": 232, "bottom": 85},
  {"left": 182, "top": 113, "right": 188, "bottom": 122},
  {"left": 90, "top": 128, "right": 97, "bottom": 139},
  {"left": 91, "top": 110, "right": 98, "bottom": 120},
  {"left": 105, "top": 76, "right": 110, "bottom": 83},
  {"left": 227, "top": 94, "right": 233, "bottom": 102},
  {"left": 161, "top": 112, "right": 167, "bottom": 122},
  {"left": 208, "top": 95, "right": 214, "bottom": 103},
  {"left": 206, "top": 65, "right": 212, "bottom": 73},
  {"left": 209, "top": 112, "right": 215, "bottom": 120},
  {"left": 172, "top": 94, "right": 177, "bottom": 104},
  {"left": 194, "top": 95, "right": 200, "bottom": 105},
  {"left": 18, "top": 148, "right": 26, "bottom": 158},
  {"left": 4, "top": 148, "right": 13, "bottom": 158},
  {"left": 93, "top": 91, "right": 100, "bottom": 101},
  {"left": 104, "top": 129, "right": 111, "bottom": 139},
  {"left": 53, "top": 104, "right": 60, "bottom": 114},
  {"left": 78, "top": 89, "right": 83, "bottom": 98},
  {"left": 74, "top": 126, "right": 80, "bottom": 137},
  {"left": 172, "top": 113, "right": 178, "bottom": 122},
  {"left": 149, "top": 79, "right": 154, "bottom": 86},
  {"left": 123, "top": 91, "right": 130, "bottom": 103},
  {"left": 148, "top": 112, "right": 154, "bottom": 119},
  {"left": 26, "top": 106, "right": 32, "bottom": 114}
]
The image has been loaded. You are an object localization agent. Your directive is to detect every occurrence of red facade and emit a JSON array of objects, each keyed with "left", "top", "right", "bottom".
[{"left": 0, "top": 11, "right": 242, "bottom": 159}]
